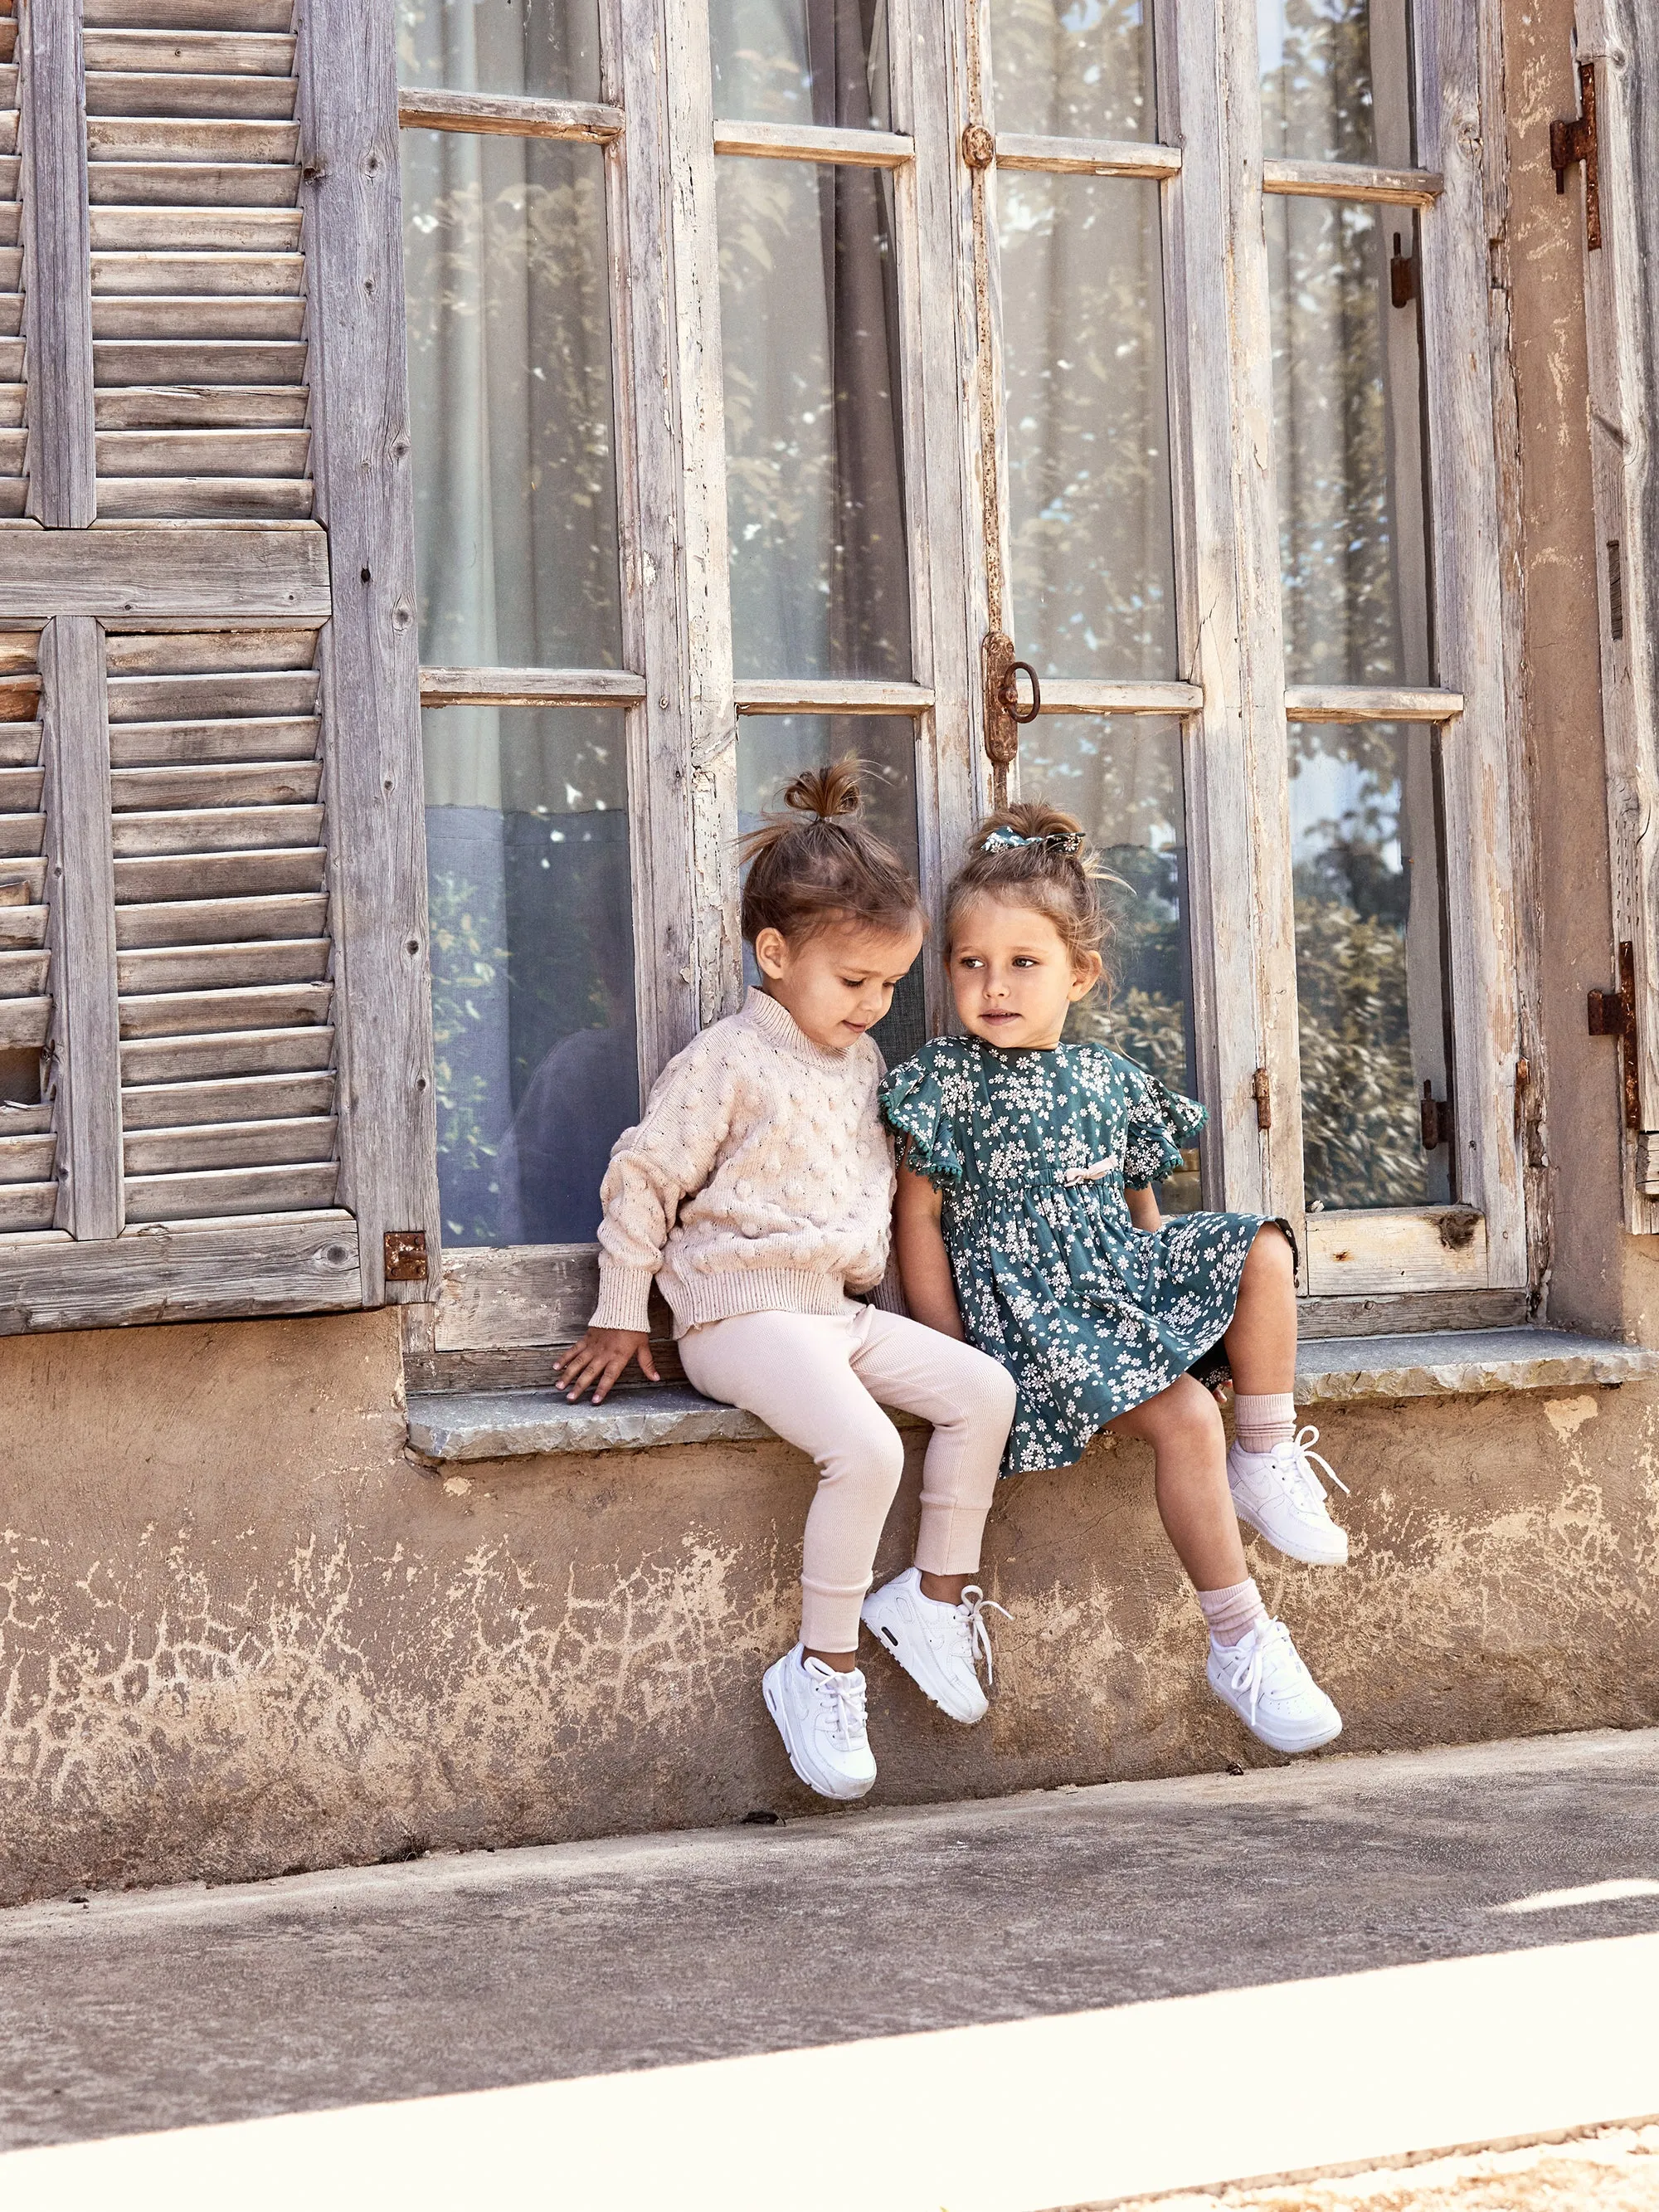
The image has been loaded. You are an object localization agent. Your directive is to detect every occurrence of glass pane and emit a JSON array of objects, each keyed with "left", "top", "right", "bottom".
[
  {"left": 425, "top": 706, "right": 638, "bottom": 1246},
  {"left": 1269, "top": 197, "right": 1429, "bottom": 688},
  {"left": 718, "top": 158, "right": 910, "bottom": 680},
  {"left": 402, "top": 129, "right": 623, "bottom": 670},
  {"left": 397, "top": 0, "right": 601, "bottom": 101},
  {"left": 988, "top": 0, "right": 1155, "bottom": 143},
  {"left": 1291, "top": 719, "right": 1452, "bottom": 1211},
  {"left": 1019, "top": 714, "right": 1200, "bottom": 1214},
  {"left": 709, "top": 0, "right": 891, "bottom": 129},
  {"left": 998, "top": 173, "right": 1177, "bottom": 680},
  {"left": 736, "top": 715, "right": 925, "bottom": 1064},
  {"left": 1258, "top": 0, "right": 1413, "bottom": 169}
]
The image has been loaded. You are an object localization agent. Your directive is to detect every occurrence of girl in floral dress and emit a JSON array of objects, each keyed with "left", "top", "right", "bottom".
[{"left": 879, "top": 802, "right": 1349, "bottom": 1756}]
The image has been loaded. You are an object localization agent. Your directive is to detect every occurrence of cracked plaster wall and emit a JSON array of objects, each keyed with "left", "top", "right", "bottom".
[{"left": 0, "top": 1309, "right": 1655, "bottom": 1905}]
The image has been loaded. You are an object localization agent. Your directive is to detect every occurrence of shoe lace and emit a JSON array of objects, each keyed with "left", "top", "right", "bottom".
[
  {"left": 814, "top": 1665, "right": 868, "bottom": 1750},
  {"left": 951, "top": 1585, "right": 1011, "bottom": 1687},
  {"left": 1277, "top": 1424, "right": 1349, "bottom": 1503},
  {"left": 1218, "top": 1618, "right": 1304, "bottom": 1727}
]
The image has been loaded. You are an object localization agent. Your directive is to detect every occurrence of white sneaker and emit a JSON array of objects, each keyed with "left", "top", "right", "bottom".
[
  {"left": 1228, "top": 1425, "right": 1350, "bottom": 1566},
  {"left": 861, "top": 1566, "right": 1009, "bottom": 1725},
  {"left": 1207, "top": 1617, "right": 1342, "bottom": 1755},
  {"left": 761, "top": 1647, "right": 878, "bottom": 1800}
]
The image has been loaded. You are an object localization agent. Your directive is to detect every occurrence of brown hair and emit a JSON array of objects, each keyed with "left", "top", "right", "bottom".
[
  {"left": 944, "top": 800, "right": 1107, "bottom": 977},
  {"left": 739, "top": 758, "right": 925, "bottom": 948}
]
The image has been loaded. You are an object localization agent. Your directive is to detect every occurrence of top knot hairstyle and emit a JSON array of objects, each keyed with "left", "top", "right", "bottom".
[
  {"left": 739, "top": 758, "right": 926, "bottom": 948},
  {"left": 945, "top": 800, "right": 1108, "bottom": 975}
]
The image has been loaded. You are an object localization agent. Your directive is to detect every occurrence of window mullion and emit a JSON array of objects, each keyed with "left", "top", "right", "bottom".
[
  {"left": 1163, "top": 0, "right": 1303, "bottom": 1231},
  {"left": 1412, "top": 0, "right": 1526, "bottom": 1287}
]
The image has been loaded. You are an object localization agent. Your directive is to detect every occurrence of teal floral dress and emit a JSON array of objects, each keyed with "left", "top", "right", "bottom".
[{"left": 881, "top": 1037, "right": 1270, "bottom": 1476}]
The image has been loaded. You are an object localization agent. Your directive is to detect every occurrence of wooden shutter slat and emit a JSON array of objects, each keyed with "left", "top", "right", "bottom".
[
  {"left": 83, "top": 30, "right": 297, "bottom": 75},
  {"left": 0, "top": 1182, "right": 56, "bottom": 1228},
  {"left": 111, "top": 802, "right": 320, "bottom": 853},
  {"left": 124, "top": 1160, "right": 338, "bottom": 1220},
  {"left": 113, "top": 764, "right": 319, "bottom": 810},
  {"left": 92, "top": 298, "right": 304, "bottom": 339},
  {"left": 0, "top": 996, "right": 47, "bottom": 1045},
  {"left": 103, "top": 626, "right": 316, "bottom": 673},
  {"left": 0, "top": 763, "right": 39, "bottom": 802},
  {"left": 120, "top": 1068, "right": 331, "bottom": 1125},
  {"left": 95, "top": 339, "right": 303, "bottom": 382},
  {"left": 89, "top": 159, "right": 298, "bottom": 206},
  {"left": 85, "top": 71, "right": 294, "bottom": 119},
  {"left": 119, "top": 936, "right": 328, "bottom": 991},
  {"left": 0, "top": 1129, "right": 56, "bottom": 1175},
  {"left": 109, "top": 714, "right": 317, "bottom": 763},
  {"left": 123, "top": 1021, "right": 333, "bottom": 1082},
  {"left": 86, "top": 117, "right": 296, "bottom": 162},
  {"left": 91, "top": 250, "right": 301, "bottom": 295},
  {"left": 90, "top": 207, "right": 300, "bottom": 250},
  {"left": 95, "top": 387, "right": 306, "bottom": 429},
  {"left": 109, "top": 665, "right": 314, "bottom": 711},
  {"left": 99, "top": 427, "right": 310, "bottom": 471},
  {"left": 119, "top": 978, "right": 332, "bottom": 1035},
  {"left": 0, "top": 382, "right": 22, "bottom": 423},
  {"left": 124, "top": 1112, "right": 335, "bottom": 1172},
  {"left": 114, "top": 847, "right": 324, "bottom": 898},
  {"left": 115, "top": 890, "right": 325, "bottom": 943},
  {"left": 99, "top": 480, "right": 312, "bottom": 519},
  {"left": 0, "top": 718, "right": 37, "bottom": 763},
  {"left": 0, "top": 899, "right": 43, "bottom": 945},
  {"left": 0, "top": 1099, "right": 49, "bottom": 1133},
  {"left": 84, "top": 0, "right": 299, "bottom": 32},
  {"left": 0, "top": 941, "right": 43, "bottom": 989},
  {"left": 0, "top": 811, "right": 43, "bottom": 855}
]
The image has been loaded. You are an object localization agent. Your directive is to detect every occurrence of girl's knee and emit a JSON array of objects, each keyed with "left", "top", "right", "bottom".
[
  {"left": 822, "top": 1415, "right": 907, "bottom": 1505},
  {"left": 1248, "top": 1223, "right": 1297, "bottom": 1284},
  {"left": 1156, "top": 1376, "right": 1225, "bottom": 1449}
]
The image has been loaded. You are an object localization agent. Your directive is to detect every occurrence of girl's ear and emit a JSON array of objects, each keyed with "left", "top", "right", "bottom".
[
  {"left": 1068, "top": 948, "right": 1105, "bottom": 1003},
  {"left": 752, "top": 926, "right": 789, "bottom": 980}
]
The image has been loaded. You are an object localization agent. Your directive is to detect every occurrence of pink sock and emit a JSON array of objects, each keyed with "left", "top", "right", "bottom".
[
  {"left": 1198, "top": 1578, "right": 1269, "bottom": 1649},
  {"left": 1234, "top": 1391, "right": 1296, "bottom": 1453}
]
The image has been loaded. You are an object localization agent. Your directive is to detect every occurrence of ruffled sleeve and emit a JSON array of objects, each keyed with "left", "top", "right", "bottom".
[
  {"left": 1121, "top": 1059, "right": 1207, "bottom": 1189},
  {"left": 879, "top": 1050, "right": 966, "bottom": 1189}
]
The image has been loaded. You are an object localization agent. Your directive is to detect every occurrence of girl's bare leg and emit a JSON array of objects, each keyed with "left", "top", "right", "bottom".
[
  {"left": 1109, "top": 1376, "right": 1248, "bottom": 1591},
  {"left": 1221, "top": 1225, "right": 1298, "bottom": 1396}
]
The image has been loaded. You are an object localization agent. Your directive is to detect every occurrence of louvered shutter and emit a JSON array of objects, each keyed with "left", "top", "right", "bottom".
[{"left": 1, "top": 0, "right": 435, "bottom": 1331}]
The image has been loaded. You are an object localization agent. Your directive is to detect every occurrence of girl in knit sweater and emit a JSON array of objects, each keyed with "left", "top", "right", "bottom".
[{"left": 557, "top": 766, "right": 1017, "bottom": 1802}]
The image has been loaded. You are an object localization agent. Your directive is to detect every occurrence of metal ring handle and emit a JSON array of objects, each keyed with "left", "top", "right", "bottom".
[{"left": 1000, "top": 659, "right": 1041, "bottom": 725}]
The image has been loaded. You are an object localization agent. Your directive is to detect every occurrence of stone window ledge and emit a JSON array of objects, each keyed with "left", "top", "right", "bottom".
[{"left": 405, "top": 1327, "right": 1659, "bottom": 1464}]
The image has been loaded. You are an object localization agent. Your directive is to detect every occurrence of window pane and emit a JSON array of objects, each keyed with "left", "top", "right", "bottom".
[
  {"left": 709, "top": 0, "right": 891, "bottom": 129},
  {"left": 425, "top": 707, "right": 638, "bottom": 1247},
  {"left": 1269, "top": 197, "right": 1429, "bottom": 688},
  {"left": 718, "top": 158, "right": 910, "bottom": 680},
  {"left": 1258, "top": 0, "right": 1413, "bottom": 168},
  {"left": 988, "top": 0, "right": 1155, "bottom": 143},
  {"left": 402, "top": 129, "right": 623, "bottom": 670},
  {"left": 998, "top": 173, "right": 1177, "bottom": 680},
  {"left": 1019, "top": 714, "right": 1200, "bottom": 1214},
  {"left": 397, "top": 0, "right": 601, "bottom": 101},
  {"left": 736, "top": 715, "right": 925, "bottom": 1064},
  {"left": 1291, "top": 719, "right": 1452, "bottom": 1211}
]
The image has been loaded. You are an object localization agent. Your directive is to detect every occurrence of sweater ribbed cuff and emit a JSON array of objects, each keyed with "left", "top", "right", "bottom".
[{"left": 591, "top": 1262, "right": 655, "bottom": 1336}]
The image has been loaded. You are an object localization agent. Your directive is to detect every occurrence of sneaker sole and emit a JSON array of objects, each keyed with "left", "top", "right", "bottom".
[
  {"left": 761, "top": 1664, "right": 876, "bottom": 1801},
  {"left": 1231, "top": 1494, "right": 1349, "bottom": 1567},
  {"left": 862, "top": 1608, "right": 988, "bottom": 1727},
  {"left": 1207, "top": 1674, "right": 1343, "bottom": 1755}
]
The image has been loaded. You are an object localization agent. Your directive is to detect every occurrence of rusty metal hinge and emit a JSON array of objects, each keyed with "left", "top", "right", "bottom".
[
  {"left": 981, "top": 631, "right": 1040, "bottom": 800},
  {"left": 1389, "top": 229, "right": 1417, "bottom": 308},
  {"left": 1250, "top": 1066, "right": 1272, "bottom": 1131},
  {"left": 383, "top": 1228, "right": 430, "bottom": 1282},
  {"left": 1419, "top": 1080, "right": 1451, "bottom": 1150},
  {"left": 1551, "top": 59, "right": 1602, "bottom": 251},
  {"left": 1588, "top": 940, "right": 1640, "bottom": 1130}
]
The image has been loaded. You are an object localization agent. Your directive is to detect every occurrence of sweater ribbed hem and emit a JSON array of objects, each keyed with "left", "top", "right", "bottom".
[{"left": 661, "top": 1265, "right": 858, "bottom": 1335}]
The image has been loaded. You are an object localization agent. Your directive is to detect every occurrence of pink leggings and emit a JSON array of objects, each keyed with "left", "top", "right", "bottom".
[{"left": 679, "top": 1304, "right": 1018, "bottom": 1651}]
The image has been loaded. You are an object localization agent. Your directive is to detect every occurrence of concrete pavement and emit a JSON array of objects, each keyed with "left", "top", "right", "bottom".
[{"left": 1, "top": 1727, "right": 1657, "bottom": 2207}]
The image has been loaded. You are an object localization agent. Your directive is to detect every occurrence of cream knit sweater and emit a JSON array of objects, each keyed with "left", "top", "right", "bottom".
[{"left": 591, "top": 988, "right": 896, "bottom": 1336}]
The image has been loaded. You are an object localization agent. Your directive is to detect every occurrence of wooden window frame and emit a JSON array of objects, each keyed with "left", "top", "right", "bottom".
[{"left": 408, "top": 0, "right": 1534, "bottom": 1367}]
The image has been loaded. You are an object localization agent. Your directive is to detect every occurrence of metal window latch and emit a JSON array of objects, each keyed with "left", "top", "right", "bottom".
[
  {"left": 1250, "top": 1066, "right": 1272, "bottom": 1131},
  {"left": 1588, "top": 940, "right": 1640, "bottom": 1131},
  {"left": 383, "top": 1229, "right": 430, "bottom": 1282},
  {"left": 1419, "top": 1080, "right": 1450, "bottom": 1150},
  {"left": 1551, "top": 60, "right": 1602, "bottom": 251},
  {"left": 1389, "top": 230, "right": 1417, "bottom": 307},
  {"left": 982, "top": 631, "right": 1041, "bottom": 792}
]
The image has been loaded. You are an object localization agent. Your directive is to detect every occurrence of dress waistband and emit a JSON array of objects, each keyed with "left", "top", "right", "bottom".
[{"left": 971, "top": 1154, "right": 1120, "bottom": 1192}]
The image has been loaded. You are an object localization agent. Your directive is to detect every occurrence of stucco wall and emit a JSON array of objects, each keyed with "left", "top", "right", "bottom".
[{"left": 0, "top": 1308, "right": 1654, "bottom": 1906}]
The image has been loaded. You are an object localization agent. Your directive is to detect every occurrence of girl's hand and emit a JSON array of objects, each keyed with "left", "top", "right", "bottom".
[{"left": 555, "top": 1328, "right": 659, "bottom": 1403}]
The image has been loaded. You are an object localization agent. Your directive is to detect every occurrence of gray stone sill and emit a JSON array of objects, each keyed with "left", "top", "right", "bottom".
[{"left": 406, "top": 1326, "right": 1659, "bottom": 1464}]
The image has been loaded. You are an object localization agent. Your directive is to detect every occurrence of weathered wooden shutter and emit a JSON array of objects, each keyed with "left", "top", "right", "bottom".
[
  {"left": 1573, "top": 2, "right": 1659, "bottom": 1228},
  {"left": 1, "top": 0, "right": 435, "bottom": 1329}
]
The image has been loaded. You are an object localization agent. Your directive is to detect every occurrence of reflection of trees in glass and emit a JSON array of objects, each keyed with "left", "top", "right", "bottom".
[
  {"left": 427, "top": 868, "right": 506, "bottom": 1245},
  {"left": 987, "top": 0, "right": 1153, "bottom": 140},
  {"left": 1292, "top": 724, "right": 1428, "bottom": 1208},
  {"left": 395, "top": 0, "right": 601, "bottom": 99},
  {"left": 1258, "top": 0, "right": 1376, "bottom": 165},
  {"left": 401, "top": 136, "right": 620, "bottom": 666},
  {"left": 1000, "top": 173, "right": 1176, "bottom": 680}
]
